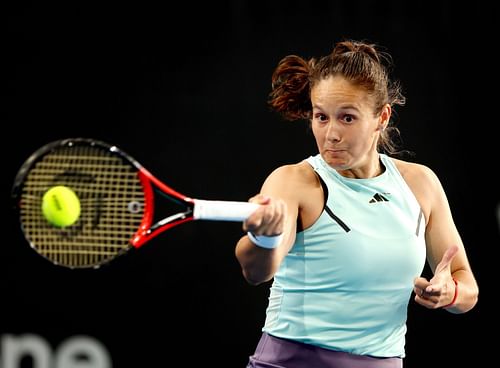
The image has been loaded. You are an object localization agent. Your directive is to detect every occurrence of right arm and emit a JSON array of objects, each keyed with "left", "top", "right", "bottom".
[{"left": 234, "top": 164, "right": 308, "bottom": 285}]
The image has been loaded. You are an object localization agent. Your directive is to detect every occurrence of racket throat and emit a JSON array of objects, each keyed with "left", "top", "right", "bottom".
[
  {"left": 153, "top": 211, "right": 193, "bottom": 230},
  {"left": 131, "top": 210, "right": 194, "bottom": 248}
]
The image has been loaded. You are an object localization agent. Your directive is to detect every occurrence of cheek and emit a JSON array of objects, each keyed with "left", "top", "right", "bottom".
[
  {"left": 312, "top": 126, "right": 325, "bottom": 144},
  {"left": 355, "top": 129, "right": 379, "bottom": 151}
]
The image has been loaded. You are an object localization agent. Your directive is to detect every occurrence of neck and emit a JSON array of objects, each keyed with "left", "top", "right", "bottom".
[{"left": 337, "top": 153, "right": 384, "bottom": 179}]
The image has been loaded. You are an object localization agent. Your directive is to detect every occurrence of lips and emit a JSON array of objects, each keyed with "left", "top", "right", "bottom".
[{"left": 325, "top": 148, "right": 346, "bottom": 153}]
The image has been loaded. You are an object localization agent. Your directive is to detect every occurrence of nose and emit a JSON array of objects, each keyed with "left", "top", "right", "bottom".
[{"left": 325, "top": 121, "right": 341, "bottom": 142}]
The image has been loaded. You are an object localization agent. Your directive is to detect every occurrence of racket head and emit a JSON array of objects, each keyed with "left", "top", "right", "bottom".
[{"left": 12, "top": 138, "right": 147, "bottom": 269}]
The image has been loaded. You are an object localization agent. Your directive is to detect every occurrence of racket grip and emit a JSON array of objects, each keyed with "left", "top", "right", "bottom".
[{"left": 193, "top": 200, "right": 259, "bottom": 221}]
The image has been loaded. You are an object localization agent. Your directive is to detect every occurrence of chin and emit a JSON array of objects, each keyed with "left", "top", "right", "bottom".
[{"left": 324, "top": 158, "right": 349, "bottom": 170}]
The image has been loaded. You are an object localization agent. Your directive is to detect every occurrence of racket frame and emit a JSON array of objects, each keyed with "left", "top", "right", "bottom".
[{"left": 12, "top": 137, "right": 258, "bottom": 268}]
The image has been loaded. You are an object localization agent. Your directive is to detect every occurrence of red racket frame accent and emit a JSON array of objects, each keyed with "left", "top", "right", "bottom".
[{"left": 131, "top": 168, "right": 195, "bottom": 248}]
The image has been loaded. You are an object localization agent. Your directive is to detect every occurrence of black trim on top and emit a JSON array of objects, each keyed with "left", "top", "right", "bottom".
[
  {"left": 316, "top": 174, "right": 351, "bottom": 233},
  {"left": 324, "top": 205, "right": 351, "bottom": 233}
]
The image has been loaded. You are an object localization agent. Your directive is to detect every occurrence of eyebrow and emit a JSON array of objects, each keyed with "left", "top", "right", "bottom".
[{"left": 312, "top": 103, "right": 360, "bottom": 112}]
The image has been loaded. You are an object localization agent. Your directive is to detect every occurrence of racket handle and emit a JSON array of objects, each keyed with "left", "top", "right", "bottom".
[{"left": 193, "top": 200, "right": 259, "bottom": 221}]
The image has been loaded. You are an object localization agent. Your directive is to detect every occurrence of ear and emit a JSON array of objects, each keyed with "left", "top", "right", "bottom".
[{"left": 378, "top": 104, "right": 392, "bottom": 131}]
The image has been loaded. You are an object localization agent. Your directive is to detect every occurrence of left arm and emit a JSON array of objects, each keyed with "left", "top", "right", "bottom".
[{"left": 413, "top": 165, "right": 479, "bottom": 313}]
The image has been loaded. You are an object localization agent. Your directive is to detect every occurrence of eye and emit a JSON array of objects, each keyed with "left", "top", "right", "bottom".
[
  {"left": 341, "top": 114, "right": 355, "bottom": 124},
  {"left": 314, "top": 113, "right": 328, "bottom": 123}
]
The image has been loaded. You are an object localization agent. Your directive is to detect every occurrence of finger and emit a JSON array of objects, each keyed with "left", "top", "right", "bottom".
[
  {"left": 414, "top": 293, "right": 440, "bottom": 309},
  {"left": 243, "top": 207, "right": 264, "bottom": 232},
  {"left": 434, "top": 244, "right": 459, "bottom": 274},
  {"left": 414, "top": 281, "right": 441, "bottom": 306},
  {"left": 245, "top": 197, "right": 284, "bottom": 234},
  {"left": 414, "top": 286, "right": 434, "bottom": 298},
  {"left": 249, "top": 194, "right": 271, "bottom": 205},
  {"left": 267, "top": 200, "right": 286, "bottom": 235},
  {"left": 260, "top": 200, "right": 285, "bottom": 236},
  {"left": 413, "top": 277, "right": 430, "bottom": 290},
  {"left": 413, "top": 286, "right": 424, "bottom": 298}
]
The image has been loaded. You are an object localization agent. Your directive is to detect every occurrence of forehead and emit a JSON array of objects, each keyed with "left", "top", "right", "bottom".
[{"left": 311, "top": 75, "right": 372, "bottom": 108}]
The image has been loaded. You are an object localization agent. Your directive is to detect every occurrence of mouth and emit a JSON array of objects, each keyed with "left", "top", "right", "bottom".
[{"left": 325, "top": 148, "right": 345, "bottom": 153}]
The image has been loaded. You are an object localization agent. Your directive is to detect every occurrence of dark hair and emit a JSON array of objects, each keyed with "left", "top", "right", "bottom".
[{"left": 268, "top": 40, "right": 406, "bottom": 155}]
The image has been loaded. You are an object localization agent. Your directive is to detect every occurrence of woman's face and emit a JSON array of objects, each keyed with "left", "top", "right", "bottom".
[{"left": 311, "top": 75, "right": 389, "bottom": 177}]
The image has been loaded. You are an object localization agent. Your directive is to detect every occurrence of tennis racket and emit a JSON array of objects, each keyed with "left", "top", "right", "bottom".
[{"left": 12, "top": 138, "right": 259, "bottom": 269}]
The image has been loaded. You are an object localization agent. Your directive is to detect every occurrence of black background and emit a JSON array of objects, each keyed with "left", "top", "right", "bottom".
[{"left": 4, "top": 1, "right": 498, "bottom": 367}]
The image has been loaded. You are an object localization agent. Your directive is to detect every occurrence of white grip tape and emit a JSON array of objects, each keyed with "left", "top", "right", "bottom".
[
  {"left": 193, "top": 199, "right": 259, "bottom": 221},
  {"left": 247, "top": 232, "right": 283, "bottom": 249}
]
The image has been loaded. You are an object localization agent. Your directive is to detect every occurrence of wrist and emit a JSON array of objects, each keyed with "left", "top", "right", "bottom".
[
  {"left": 442, "top": 277, "right": 458, "bottom": 309},
  {"left": 247, "top": 232, "right": 283, "bottom": 249}
]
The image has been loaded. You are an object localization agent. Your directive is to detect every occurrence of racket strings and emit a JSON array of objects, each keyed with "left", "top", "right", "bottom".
[{"left": 19, "top": 144, "right": 144, "bottom": 268}]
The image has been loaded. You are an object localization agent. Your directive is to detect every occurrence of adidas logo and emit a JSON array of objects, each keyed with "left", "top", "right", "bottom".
[{"left": 369, "top": 193, "right": 390, "bottom": 203}]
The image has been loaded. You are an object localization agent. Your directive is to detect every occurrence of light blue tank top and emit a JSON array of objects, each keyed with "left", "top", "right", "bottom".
[{"left": 262, "top": 153, "right": 426, "bottom": 358}]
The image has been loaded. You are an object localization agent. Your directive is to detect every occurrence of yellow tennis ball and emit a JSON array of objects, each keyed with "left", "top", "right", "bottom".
[{"left": 41, "top": 185, "right": 81, "bottom": 227}]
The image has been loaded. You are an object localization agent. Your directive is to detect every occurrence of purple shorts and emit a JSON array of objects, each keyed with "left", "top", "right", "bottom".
[{"left": 246, "top": 333, "right": 403, "bottom": 368}]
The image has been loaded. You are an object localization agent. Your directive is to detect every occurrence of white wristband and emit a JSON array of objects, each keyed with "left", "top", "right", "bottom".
[{"left": 247, "top": 232, "right": 283, "bottom": 249}]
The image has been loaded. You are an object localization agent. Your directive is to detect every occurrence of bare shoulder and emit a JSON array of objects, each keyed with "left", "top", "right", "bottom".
[
  {"left": 261, "top": 160, "right": 320, "bottom": 201},
  {"left": 266, "top": 160, "right": 317, "bottom": 185},
  {"left": 391, "top": 157, "right": 440, "bottom": 187},
  {"left": 263, "top": 160, "right": 323, "bottom": 227},
  {"left": 390, "top": 157, "right": 444, "bottom": 219}
]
